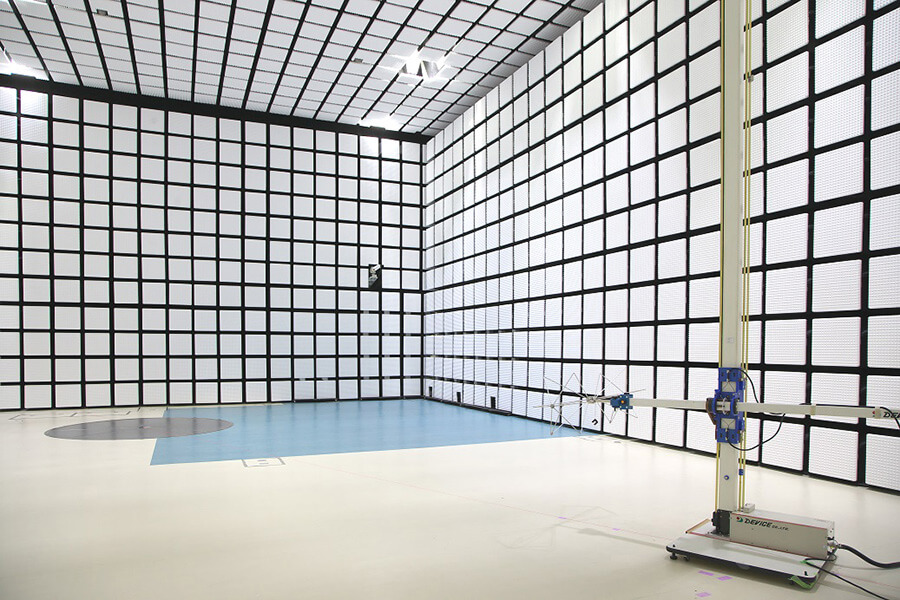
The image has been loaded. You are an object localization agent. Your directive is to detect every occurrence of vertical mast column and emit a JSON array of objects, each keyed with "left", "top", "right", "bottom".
[{"left": 715, "top": 0, "right": 746, "bottom": 519}]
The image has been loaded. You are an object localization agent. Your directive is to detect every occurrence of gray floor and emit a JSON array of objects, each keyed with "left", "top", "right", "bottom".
[{"left": 1, "top": 406, "right": 898, "bottom": 600}]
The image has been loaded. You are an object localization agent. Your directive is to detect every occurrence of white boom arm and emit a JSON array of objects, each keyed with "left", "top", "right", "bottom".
[{"left": 596, "top": 395, "right": 897, "bottom": 420}]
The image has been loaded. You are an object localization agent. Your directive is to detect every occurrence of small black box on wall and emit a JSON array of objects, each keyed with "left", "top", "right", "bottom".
[{"left": 367, "top": 264, "right": 382, "bottom": 290}]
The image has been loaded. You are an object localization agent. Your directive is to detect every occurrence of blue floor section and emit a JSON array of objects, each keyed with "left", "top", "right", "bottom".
[{"left": 151, "top": 399, "right": 580, "bottom": 465}]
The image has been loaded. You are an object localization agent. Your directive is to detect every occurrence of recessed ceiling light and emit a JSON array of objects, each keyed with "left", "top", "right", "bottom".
[
  {"left": 402, "top": 59, "right": 440, "bottom": 79},
  {"left": 397, "top": 52, "right": 447, "bottom": 81}
]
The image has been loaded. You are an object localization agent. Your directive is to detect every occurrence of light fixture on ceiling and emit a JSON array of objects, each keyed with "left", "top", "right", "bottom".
[
  {"left": 0, "top": 48, "right": 47, "bottom": 79},
  {"left": 14, "top": 0, "right": 120, "bottom": 17},
  {"left": 359, "top": 114, "right": 401, "bottom": 131},
  {"left": 402, "top": 58, "right": 440, "bottom": 79},
  {"left": 398, "top": 53, "right": 447, "bottom": 81}
]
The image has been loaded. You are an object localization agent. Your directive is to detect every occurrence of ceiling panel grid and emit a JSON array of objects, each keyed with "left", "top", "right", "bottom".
[{"left": 2, "top": 0, "right": 602, "bottom": 135}]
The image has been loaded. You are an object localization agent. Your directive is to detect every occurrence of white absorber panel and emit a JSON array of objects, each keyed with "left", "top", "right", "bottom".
[
  {"left": 865, "top": 434, "right": 900, "bottom": 491},
  {"left": 416, "top": 0, "right": 894, "bottom": 488},
  {"left": 809, "top": 427, "right": 857, "bottom": 482}
]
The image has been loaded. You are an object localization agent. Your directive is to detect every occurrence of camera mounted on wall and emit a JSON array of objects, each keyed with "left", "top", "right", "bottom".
[{"left": 367, "top": 263, "right": 382, "bottom": 290}]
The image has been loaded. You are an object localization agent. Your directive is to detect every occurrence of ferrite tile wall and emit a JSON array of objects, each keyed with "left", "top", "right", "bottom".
[
  {"left": 0, "top": 85, "right": 423, "bottom": 409},
  {"left": 422, "top": 0, "right": 900, "bottom": 490}
]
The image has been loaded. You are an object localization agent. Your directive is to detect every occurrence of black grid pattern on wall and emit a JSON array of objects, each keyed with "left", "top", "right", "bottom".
[
  {"left": 0, "top": 81, "right": 424, "bottom": 409},
  {"left": 421, "top": 0, "right": 900, "bottom": 491}
]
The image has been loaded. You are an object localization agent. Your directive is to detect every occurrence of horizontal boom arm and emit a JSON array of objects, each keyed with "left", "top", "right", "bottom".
[{"left": 608, "top": 396, "right": 896, "bottom": 420}]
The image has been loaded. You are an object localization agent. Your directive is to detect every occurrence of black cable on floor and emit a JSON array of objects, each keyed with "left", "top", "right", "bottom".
[{"left": 804, "top": 556, "right": 892, "bottom": 600}]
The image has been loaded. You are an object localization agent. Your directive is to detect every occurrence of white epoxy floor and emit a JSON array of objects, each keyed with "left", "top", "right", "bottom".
[{"left": 1, "top": 406, "right": 898, "bottom": 600}]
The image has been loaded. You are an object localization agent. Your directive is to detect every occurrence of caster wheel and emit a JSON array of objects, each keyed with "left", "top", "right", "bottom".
[
  {"left": 670, "top": 553, "right": 678, "bottom": 560},
  {"left": 683, "top": 556, "right": 691, "bottom": 562}
]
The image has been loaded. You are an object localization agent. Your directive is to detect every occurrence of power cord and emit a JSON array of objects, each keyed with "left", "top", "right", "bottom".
[
  {"left": 739, "top": 367, "right": 761, "bottom": 403},
  {"left": 728, "top": 413, "right": 785, "bottom": 453},
  {"left": 837, "top": 544, "right": 900, "bottom": 570},
  {"left": 803, "top": 555, "right": 891, "bottom": 600},
  {"left": 804, "top": 543, "right": 900, "bottom": 600},
  {"left": 728, "top": 369, "right": 786, "bottom": 453}
]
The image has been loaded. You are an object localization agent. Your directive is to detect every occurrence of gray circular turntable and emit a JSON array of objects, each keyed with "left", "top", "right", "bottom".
[{"left": 45, "top": 417, "right": 233, "bottom": 440}]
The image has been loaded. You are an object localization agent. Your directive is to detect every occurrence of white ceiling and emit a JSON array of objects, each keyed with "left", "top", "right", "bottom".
[{"left": 0, "top": 0, "right": 602, "bottom": 136}]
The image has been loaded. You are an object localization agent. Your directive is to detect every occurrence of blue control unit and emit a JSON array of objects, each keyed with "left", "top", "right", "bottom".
[
  {"left": 712, "top": 367, "right": 745, "bottom": 444},
  {"left": 610, "top": 393, "right": 633, "bottom": 410}
]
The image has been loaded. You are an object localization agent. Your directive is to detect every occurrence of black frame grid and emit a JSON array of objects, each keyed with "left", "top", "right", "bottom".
[
  {"left": 0, "top": 0, "right": 603, "bottom": 136},
  {"left": 0, "top": 79, "right": 425, "bottom": 409},
  {"left": 0, "top": 0, "right": 897, "bottom": 493},
  {"left": 421, "top": 0, "right": 900, "bottom": 491}
]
